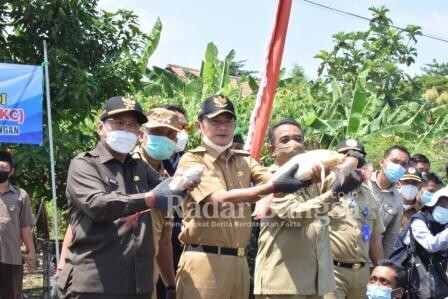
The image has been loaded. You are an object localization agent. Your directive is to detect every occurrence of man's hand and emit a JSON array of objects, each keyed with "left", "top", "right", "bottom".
[
  {"left": 252, "top": 195, "right": 273, "bottom": 220},
  {"left": 149, "top": 178, "right": 186, "bottom": 213},
  {"left": 345, "top": 150, "right": 365, "bottom": 168},
  {"left": 25, "top": 251, "right": 36, "bottom": 271},
  {"left": 272, "top": 164, "right": 312, "bottom": 193},
  {"left": 331, "top": 169, "right": 363, "bottom": 197}
]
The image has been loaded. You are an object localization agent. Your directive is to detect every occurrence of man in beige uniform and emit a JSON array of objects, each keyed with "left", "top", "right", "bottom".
[
  {"left": 176, "top": 95, "right": 309, "bottom": 299},
  {"left": 324, "top": 139, "right": 385, "bottom": 299},
  {"left": 255, "top": 122, "right": 363, "bottom": 299},
  {"left": 134, "top": 108, "right": 182, "bottom": 299}
]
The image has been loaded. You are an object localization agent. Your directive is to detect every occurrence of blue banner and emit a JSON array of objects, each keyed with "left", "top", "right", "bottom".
[{"left": 0, "top": 63, "right": 43, "bottom": 145}]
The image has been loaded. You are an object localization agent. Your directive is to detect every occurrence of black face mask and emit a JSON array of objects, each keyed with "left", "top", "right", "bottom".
[{"left": 0, "top": 170, "right": 10, "bottom": 183}]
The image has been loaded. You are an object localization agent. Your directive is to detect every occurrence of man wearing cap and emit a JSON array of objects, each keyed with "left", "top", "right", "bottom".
[
  {"left": 160, "top": 104, "right": 190, "bottom": 177},
  {"left": 132, "top": 107, "right": 181, "bottom": 299},
  {"left": 369, "top": 145, "right": 410, "bottom": 258},
  {"left": 254, "top": 121, "right": 366, "bottom": 299},
  {"left": 398, "top": 167, "right": 422, "bottom": 227},
  {"left": 60, "top": 96, "right": 195, "bottom": 299},
  {"left": 324, "top": 139, "right": 385, "bottom": 299},
  {"left": 175, "top": 95, "right": 309, "bottom": 299},
  {"left": 0, "top": 151, "right": 36, "bottom": 299}
]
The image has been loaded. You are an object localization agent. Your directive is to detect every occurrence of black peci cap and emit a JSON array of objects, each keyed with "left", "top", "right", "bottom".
[
  {"left": 335, "top": 139, "right": 366, "bottom": 155},
  {"left": 198, "top": 95, "right": 236, "bottom": 120},
  {"left": 99, "top": 96, "right": 148, "bottom": 124}
]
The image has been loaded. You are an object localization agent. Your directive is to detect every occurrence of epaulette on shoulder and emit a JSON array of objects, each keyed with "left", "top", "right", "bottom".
[
  {"left": 361, "top": 182, "right": 373, "bottom": 193},
  {"left": 189, "top": 146, "right": 207, "bottom": 153},
  {"left": 230, "top": 149, "right": 250, "bottom": 155},
  {"left": 78, "top": 151, "right": 92, "bottom": 159}
]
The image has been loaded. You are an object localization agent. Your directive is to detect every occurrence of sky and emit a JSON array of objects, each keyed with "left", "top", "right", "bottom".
[{"left": 97, "top": 0, "right": 448, "bottom": 79}]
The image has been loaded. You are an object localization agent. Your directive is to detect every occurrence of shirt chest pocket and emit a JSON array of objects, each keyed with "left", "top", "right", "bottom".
[
  {"left": 380, "top": 203, "right": 398, "bottom": 227},
  {"left": 2, "top": 200, "right": 19, "bottom": 219},
  {"left": 328, "top": 204, "right": 348, "bottom": 231}
]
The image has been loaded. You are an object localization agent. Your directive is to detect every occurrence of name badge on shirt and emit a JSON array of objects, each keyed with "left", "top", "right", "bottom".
[
  {"left": 106, "top": 177, "right": 118, "bottom": 186},
  {"left": 362, "top": 223, "right": 370, "bottom": 241}
]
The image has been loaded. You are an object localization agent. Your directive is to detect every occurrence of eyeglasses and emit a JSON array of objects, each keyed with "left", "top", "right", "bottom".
[{"left": 104, "top": 118, "right": 140, "bottom": 131}]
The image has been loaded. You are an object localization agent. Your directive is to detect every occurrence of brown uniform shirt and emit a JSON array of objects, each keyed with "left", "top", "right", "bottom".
[
  {"left": 328, "top": 182, "right": 385, "bottom": 263},
  {"left": 63, "top": 143, "right": 161, "bottom": 295},
  {"left": 0, "top": 185, "right": 35, "bottom": 265},
  {"left": 255, "top": 173, "right": 336, "bottom": 295},
  {"left": 178, "top": 144, "right": 271, "bottom": 248}
]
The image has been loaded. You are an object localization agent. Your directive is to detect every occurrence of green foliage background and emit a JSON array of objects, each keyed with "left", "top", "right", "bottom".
[{"left": 1, "top": 2, "right": 448, "bottom": 236}]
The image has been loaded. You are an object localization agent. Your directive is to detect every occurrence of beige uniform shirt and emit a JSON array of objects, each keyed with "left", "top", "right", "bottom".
[
  {"left": 328, "top": 182, "right": 385, "bottom": 263},
  {"left": 0, "top": 185, "right": 35, "bottom": 265},
  {"left": 133, "top": 149, "right": 172, "bottom": 298},
  {"left": 178, "top": 144, "right": 271, "bottom": 248},
  {"left": 254, "top": 172, "right": 336, "bottom": 295}
]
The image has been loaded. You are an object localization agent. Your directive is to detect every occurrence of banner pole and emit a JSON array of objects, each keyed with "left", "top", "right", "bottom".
[{"left": 43, "top": 40, "right": 60, "bottom": 262}]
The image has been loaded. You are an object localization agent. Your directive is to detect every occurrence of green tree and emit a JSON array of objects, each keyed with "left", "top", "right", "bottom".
[
  {"left": 315, "top": 6, "right": 421, "bottom": 106},
  {"left": 0, "top": 0, "right": 157, "bottom": 215},
  {"left": 422, "top": 59, "right": 448, "bottom": 76}
]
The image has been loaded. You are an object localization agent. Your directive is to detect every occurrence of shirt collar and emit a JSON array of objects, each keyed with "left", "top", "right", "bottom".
[
  {"left": 201, "top": 141, "right": 232, "bottom": 162},
  {"left": 370, "top": 171, "right": 396, "bottom": 193},
  {"left": 89, "top": 142, "right": 132, "bottom": 165},
  {"left": 0, "top": 183, "right": 19, "bottom": 195}
]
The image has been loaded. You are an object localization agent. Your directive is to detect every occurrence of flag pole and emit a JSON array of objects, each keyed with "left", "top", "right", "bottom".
[
  {"left": 245, "top": 0, "right": 293, "bottom": 160},
  {"left": 43, "top": 40, "right": 60, "bottom": 262}
]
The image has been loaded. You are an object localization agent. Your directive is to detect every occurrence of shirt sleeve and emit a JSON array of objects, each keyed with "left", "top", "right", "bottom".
[
  {"left": 66, "top": 157, "right": 148, "bottom": 223},
  {"left": 270, "top": 172, "right": 335, "bottom": 225},
  {"left": 411, "top": 219, "right": 448, "bottom": 253},
  {"left": 19, "top": 189, "right": 35, "bottom": 227},
  {"left": 271, "top": 190, "right": 334, "bottom": 225},
  {"left": 249, "top": 157, "right": 272, "bottom": 185},
  {"left": 177, "top": 152, "right": 226, "bottom": 203},
  {"left": 382, "top": 209, "right": 402, "bottom": 257}
]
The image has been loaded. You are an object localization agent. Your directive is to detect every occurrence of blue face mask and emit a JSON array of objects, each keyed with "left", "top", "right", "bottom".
[
  {"left": 144, "top": 134, "right": 176, "bottom": 161},
  {"left": 383, "top": 162, "right": 406, "bottom": 183},
  {"left": 432, "top": 206, "right": 448, "bottom": 225},
  {"left": 421, "top": 191, "right": 434, "bottom": 205},
  {"left": 367, "top": 284, "right": 392, "bottom": 299}
]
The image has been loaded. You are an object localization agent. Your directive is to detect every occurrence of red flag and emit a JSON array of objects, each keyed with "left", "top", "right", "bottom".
[{"left": 245, "top": 0, "right": 292, "bottom": 161}]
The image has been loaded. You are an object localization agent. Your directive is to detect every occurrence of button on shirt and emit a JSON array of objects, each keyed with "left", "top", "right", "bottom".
[
  {"left": 178, "top": 144, "right": 271, "bottom": 249},
  {"left": 65, "top": 143, "right": 161, "bottom": 295},
  {"left": 0, "top": 185, "right": 35, "bottom": 265},
  {"left": 369, "top": 171, "right": 403, "bottom": 258}
]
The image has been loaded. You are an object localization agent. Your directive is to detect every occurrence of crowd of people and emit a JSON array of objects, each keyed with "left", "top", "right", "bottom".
[{"left": 1, "top": 94, "right": 448, "bottom": 299}]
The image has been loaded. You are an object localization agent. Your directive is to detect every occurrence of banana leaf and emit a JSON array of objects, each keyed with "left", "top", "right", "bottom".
[
  {"left": 346, "top": 67, "right": 369, "bottom": 137},
  {"left": 138, "top": 18, "right": 162, "bottom": 75}
]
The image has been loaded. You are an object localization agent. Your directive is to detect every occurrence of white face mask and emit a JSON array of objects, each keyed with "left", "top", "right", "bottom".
[
  {"left": 202, "top": 134, "right": 232, "bottom": 154},
  {"left": 174, "top": 130, "right": 188, "bottom": 153},
  {"left": 106, "top": 130, "right": 137, "bottom": 154},
  {"left": 400, "top": 184, "right": 419, "bottom": 201}
]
